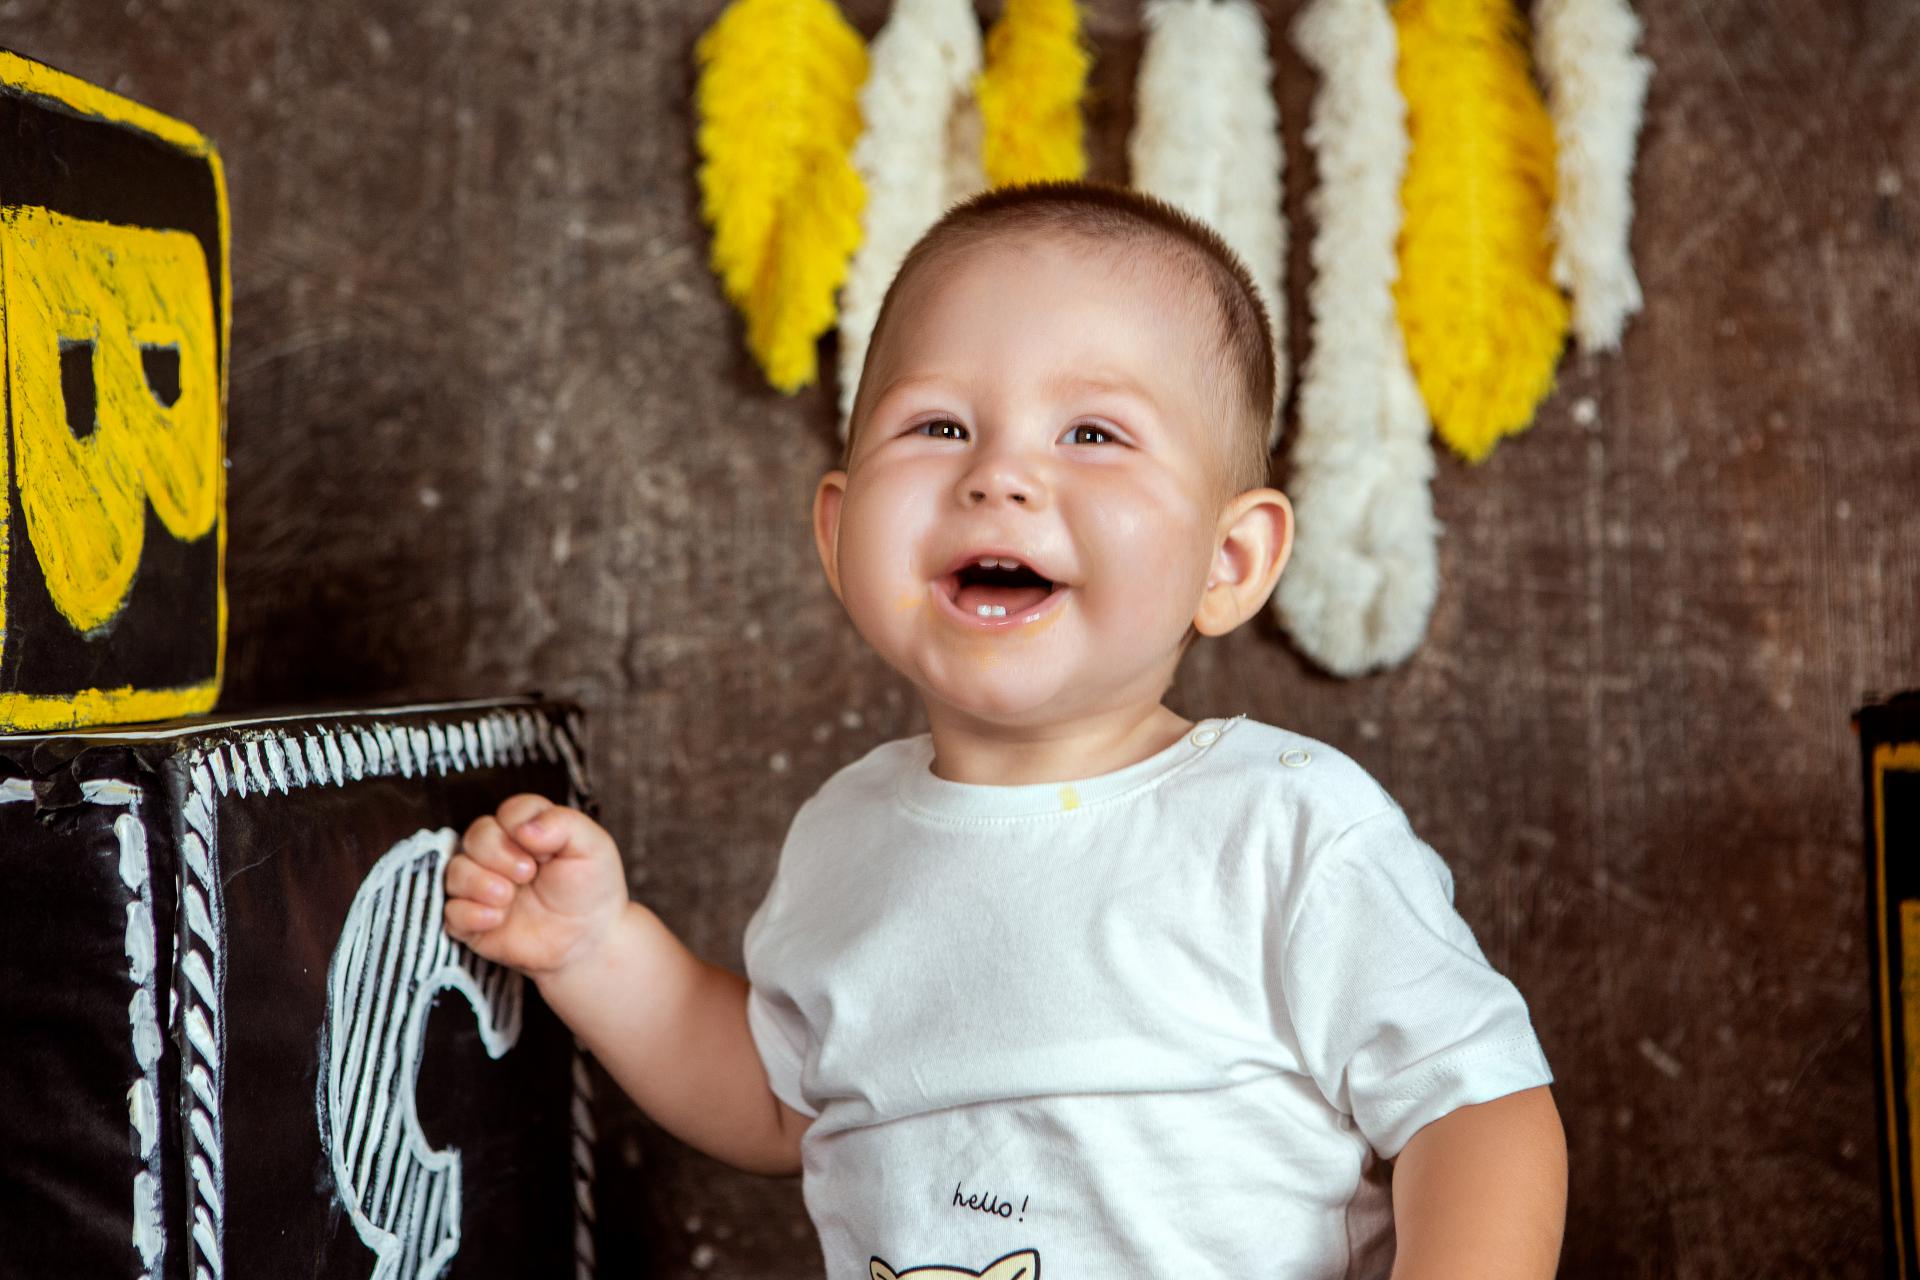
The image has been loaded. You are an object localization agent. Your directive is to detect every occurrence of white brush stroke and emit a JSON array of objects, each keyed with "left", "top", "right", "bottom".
[
  {"left": 110, "top": 800, "right": 169, "bottom": 1276},
  {"left": 176, "top": 761, "right": 225, "bottom": 1280},
  {"left": 319, "top": 829, "right": 524, "bottom": 1280}
]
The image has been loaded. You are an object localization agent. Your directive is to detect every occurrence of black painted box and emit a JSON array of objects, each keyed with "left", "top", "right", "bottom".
[
  {"left": 0, "top": 697, "right": 595, "bottom": 1280},
  {"left": 1862, "top": 691, "right": 1920, "bottom": 1280},
  {"left": 0, "top": 49, "right": 230, "bottom": 732}
]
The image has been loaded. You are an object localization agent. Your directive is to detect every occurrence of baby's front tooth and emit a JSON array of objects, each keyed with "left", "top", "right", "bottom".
[
  {"left": 990, "top": 605, "right": 1007, "bottom": 617},
  {"left": 976, "top": 604, "right": 994, "bottom": 617}
]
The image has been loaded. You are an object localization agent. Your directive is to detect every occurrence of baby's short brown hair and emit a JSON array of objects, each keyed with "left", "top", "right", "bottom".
[{"left": 846, "top": 181, "right": 1279, "bottom": 495}]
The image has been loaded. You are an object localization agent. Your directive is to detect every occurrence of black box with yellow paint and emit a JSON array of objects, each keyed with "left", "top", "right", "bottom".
[
  {"left": 1861, "top": 691, "right": 1920, "bottom": 1279},
  {"left": 0, "top": 49, "right": 226, "bottom": 731}
]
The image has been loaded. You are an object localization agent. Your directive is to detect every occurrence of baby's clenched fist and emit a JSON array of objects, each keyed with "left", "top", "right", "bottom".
[{"left": 444, "top": 793, "right": 628, "bottom": 978}]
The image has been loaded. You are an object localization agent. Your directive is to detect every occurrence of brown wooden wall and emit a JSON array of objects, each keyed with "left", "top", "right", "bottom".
[{"left": 28, "top": 0, "right": 1918, "bottom": 1274}]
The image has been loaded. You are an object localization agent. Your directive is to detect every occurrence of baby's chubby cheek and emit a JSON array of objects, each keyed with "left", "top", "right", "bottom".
[
  {"left": 830, "top": 484, "right": 935, "bottom": 632},
  {"left": 1075, "top": 496, "right": 1217, "bottom": 628}
]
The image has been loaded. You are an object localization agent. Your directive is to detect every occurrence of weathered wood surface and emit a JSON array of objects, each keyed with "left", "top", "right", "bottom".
[{"left": 25, "top": 0, "right": 1918, "bottom": 1274}]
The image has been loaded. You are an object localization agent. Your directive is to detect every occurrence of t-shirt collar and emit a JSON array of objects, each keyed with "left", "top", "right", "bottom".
[{"left": 896, "top": 715, "right": 1243, "bottom": 821}]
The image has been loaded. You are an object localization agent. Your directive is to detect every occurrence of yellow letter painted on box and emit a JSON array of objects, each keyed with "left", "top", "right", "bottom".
[{"left": 2, "top": 207, "right": 220, "bottom": 637}]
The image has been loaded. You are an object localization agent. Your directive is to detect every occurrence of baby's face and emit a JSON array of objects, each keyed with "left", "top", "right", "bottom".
[{"left": 816, "top": 233, "right": 1244, "bottom": 729}]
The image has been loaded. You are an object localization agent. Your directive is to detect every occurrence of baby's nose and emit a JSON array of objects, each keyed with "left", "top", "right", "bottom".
[
  {"left": 966, "top": 487, "right": 1028, "bottom": 505},
  {"left": 957, "top": 455, "right": 1045, "bottom": 510}
]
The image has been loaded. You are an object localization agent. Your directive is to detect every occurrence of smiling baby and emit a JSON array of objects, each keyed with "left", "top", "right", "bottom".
[{"left": 446, "top": 181, "right": 1567, "bottom": 1278}]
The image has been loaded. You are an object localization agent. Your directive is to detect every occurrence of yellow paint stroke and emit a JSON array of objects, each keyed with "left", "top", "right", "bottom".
[
  {"left": 0, "top": 52, "right": 213, "bottom": 155},
  {"left": 0, "top": 292, "right": 7, "bottom": 665},
  {"left": 1903, "top": 900, "right": 1920, "bottom": 1242},
  {"left": 0, "top": 53, "right": 229, "bottom": 726},
  {"left": 1058, "top": 784, "right": 1079, "bottom": 811},
  {"left": 1877, "top": 742, "right": 1920, "bottom": 1270},
  {"left": 0, "top": 679, "right": 218, "bottom": 733},
  {"left": 4, "top": 208, "right": 221, "bottom": 633},
  {"left": 894, "top": 590, "right": 926, "bottom": 613}
]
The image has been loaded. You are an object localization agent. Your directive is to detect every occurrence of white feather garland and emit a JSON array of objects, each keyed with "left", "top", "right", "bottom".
[
  {"left": 836, "top": 0, "right": 987, "bottom": 438},
  {"left": 1273, "top": 0, "right": 1440, "bottom": 677},
  {"left": 1535, "top": 0, "right": 1653, "bottom": 352},
  {"left": 1128, "top": 0, "right": 1288, "bottom": 446}
]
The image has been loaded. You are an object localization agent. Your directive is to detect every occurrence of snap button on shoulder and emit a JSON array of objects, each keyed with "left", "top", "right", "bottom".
[
  {"left": 1190, "top": 726, "right": 1221, "bottom": 748},
  {"left": 1279, "top": 748, "right": 1311, "bottom": 768}
]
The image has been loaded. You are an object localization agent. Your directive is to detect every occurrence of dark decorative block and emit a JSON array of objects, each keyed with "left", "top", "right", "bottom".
[
  {"left": 0, "top": 49, "right": 229, "bottom": 730},
  {"left": 1861, "top": 691, "right": 1920, "bottom": 1280},
  {"left": 0, "top": 697, "right": 596, "bottom": 1280}
]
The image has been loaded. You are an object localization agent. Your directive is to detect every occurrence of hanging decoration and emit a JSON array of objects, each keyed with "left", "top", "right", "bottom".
[
  {"left": 1535, "top": 0, "right": 1653, "bottom": 353},
  {"left": 1129, "top": 0, "right": 1289, "bottom": 446},
  {"left": 836, "top": 0, "right": 987, "bottom": 438},
  {"left": 1393, "top": 0, "right": 1568, "bottom": 463},
  {"left": 688, "top": 0, "right": 1653, "bottom": 676},
  {"left": 1273, "top": 0, "right": 1439, "bottom": 677},
  {"left": 976, "top": 0, "right": 1092, "bottom": 186},
  {"left": 694, "top": 0, "right": 869, "bottom": 393}
]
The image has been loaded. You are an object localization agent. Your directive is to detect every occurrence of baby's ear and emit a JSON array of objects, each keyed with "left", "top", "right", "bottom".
[
  {"left": 1194, "top": 487, "right": 1293, "bottom": 638},
  {"left": 813, "top": 470, "right": 849, "bottom": 603}
]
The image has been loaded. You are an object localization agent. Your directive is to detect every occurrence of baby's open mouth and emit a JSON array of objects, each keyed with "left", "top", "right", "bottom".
[{"left": 942, "top": 557, "right": 1057, "bottom": 619}]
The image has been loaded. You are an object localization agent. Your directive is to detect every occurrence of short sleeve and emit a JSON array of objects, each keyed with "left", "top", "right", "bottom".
[
  {"left": 1280, "top": 808, "right": 1552, "bottom": 1159},
  {"left": 742, "top": 876, "right": 819, "bottom": 1119}
]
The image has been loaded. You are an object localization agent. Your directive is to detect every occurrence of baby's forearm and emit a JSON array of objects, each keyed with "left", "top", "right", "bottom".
[
  {"left": 1387, "top": 1085, "right": 1567, "bottom": 1280},
  {"left": 535, "top": 901, "right": 808, "bottom": 1175}
]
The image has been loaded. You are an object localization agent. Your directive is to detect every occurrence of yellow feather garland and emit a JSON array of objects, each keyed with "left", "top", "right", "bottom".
[
  {"left": 976, "top": 0, "right": 1091, "bottom": 187},
  {"left": 1392, "top": 0, "right": 1568, "bottom": 462},
  {"left": 695, "top": 0, "right": 868, "bottom": 393}
]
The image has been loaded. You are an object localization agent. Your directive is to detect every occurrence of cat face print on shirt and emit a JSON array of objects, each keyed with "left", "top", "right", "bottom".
[{"left": 870, "top": 1248, "right": 1039, "bottom": 1280}]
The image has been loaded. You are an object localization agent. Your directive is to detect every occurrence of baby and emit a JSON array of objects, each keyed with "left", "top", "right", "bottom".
[{"left": 446, "top": 182, "right": 1567, "bottom": 1278}]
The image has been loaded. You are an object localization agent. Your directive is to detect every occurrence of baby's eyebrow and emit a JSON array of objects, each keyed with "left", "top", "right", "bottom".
[
  {"left": 1047, "top": 371, "right": 1163, "bottom": 416},
  {"left": 865, "top": 369, "right": 1166, "bottom": 422},
  {"left": 865, "top": 371, "right": 965, "bottom": 413}
]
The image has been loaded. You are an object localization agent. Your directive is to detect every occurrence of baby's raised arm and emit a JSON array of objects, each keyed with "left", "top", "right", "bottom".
[{"left": 445, "top": 795, "right": 810, "bottom": 1175}]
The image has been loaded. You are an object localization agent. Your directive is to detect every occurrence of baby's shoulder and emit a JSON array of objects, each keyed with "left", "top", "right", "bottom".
[
  {"left": 788, "top": 733, "right": 929, "bottom": 826},
  {"left": 1188, "top": 717, "right": 1403, "bottom": 847}
]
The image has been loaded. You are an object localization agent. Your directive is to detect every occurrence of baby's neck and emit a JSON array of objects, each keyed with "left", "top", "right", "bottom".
[{"left": 923, "top": 702, "right": 1194, "bottom": 787}]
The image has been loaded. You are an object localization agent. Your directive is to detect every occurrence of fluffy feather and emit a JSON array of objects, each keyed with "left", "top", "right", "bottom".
[
  {"left": 1272, "top": 0, "right": 1440, "bottom": 677},
  {"left": 1129, "top": 0, "right": 1289, "bottom": 446},
  {"left": 836, "top": 0, "right": 986, "bottom": 437},
  {"left": 1393, "top": 0, "right": 1568, "bottom": 462},
  {"left": 976, "top": 0, "right": 1091, "bottom": 186},
  {"left": 1535, "top": 0, "right": 1652, "bottom": 352},
  {"left": 695, "top": 0, "right": 868, "bottom": 393}
]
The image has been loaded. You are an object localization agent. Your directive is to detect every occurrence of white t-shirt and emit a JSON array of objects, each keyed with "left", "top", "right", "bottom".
[{"left": 744, "top": 716, "right": 1552, "bottom": 1279}]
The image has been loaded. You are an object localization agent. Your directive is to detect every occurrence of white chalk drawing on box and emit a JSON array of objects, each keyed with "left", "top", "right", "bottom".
[{"left": 318, "top": 828, "right": 525, "bottom": 1280}]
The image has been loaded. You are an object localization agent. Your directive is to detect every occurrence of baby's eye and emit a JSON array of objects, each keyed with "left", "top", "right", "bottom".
[
  {"left": 915, "top": 418, "right": 969, "bottom": 441},
  {"left": 1062, "top": 423, "right": 1114, "bottom": 446}
]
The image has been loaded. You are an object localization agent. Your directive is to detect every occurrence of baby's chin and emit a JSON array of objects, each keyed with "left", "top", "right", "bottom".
[
  {"left": 905, "top": 666, "right": 1066, "bottom": 725},
  {"left": 906, "top": 662, "right": 1129, "bottom": 735}
]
